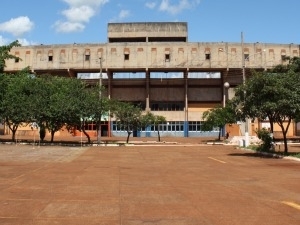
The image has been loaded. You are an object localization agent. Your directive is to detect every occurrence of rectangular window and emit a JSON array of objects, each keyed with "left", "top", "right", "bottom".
[
  {"left": 188, "top": 121, "right": 203, "bottom": 132},
  {"left": 124, "top": 53, "right": 129, "bottom": 60},
  {"left": 85, "top": 54, "right": 90, "bottom": 61},
  {"left": 244, "top": 54, "right": 249, "bottom": 61},
  {"left": 165, "top": 54, "right": 170, "bottom": 62},
  {"left": 15, "top": 58, "right": 19, "bottom": 63},
  {"left": 150, "top": 102, "right": 184, "bottom": 111},
  {"left": 205, "top": 53, "right": 210, "bottom": 60},
  {"left": 48, "top": 55, "right": 53, "bottom": 62}
]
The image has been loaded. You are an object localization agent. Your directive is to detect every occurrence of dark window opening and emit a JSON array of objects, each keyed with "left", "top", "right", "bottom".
[
  {"left": 205, "top": 53, "right": 211, "bottom": 60},
  {"left": 15, "top": 58, "right": 19, "bottom": 63},
  {"left": 150, "top": 102, "right": 184, "bottom": 111},
  {"left": 165, "top": 54, "right": 170, "bottom": 62},
  {"left": 124, "top": 53, "right": 129, "bottom": 60},
  {"left": 244, "top": 54, "right": 249, "bottom": 61},
  {"left": 85, "top": 54, "right": 90, "bottom": 61},
  {"left": 48, "top": 56, "right": 53, "bottom": 62}
]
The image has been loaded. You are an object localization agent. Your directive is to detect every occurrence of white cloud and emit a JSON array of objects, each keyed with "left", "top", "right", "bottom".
[
  {"left": 63, "top": 0, "right": 109, "bottom": 7},
  {"left": 62, "top": 6, "right": 95, "bottom": 23},
  {"left": 159, "top": 0, "right": 200, "bottom": 15},
  {"left": 119, "top": 10, "right": 130, "bottom": 20},
  {"left": 17, "top": 38, "right": 38, "bottom": 46},
  {"left": 0, "top": 35, "right": 10, "bottom": 46},
  {"left": 109, "top": 9, "right": 131, "bottom": 22},
  {"left": 0, "top": 16, "right": 34, "bottom": 37},
  {"left": 145, "top": 1, "right": 157, "bottom": 9},
  {"left": 54, "top": 21, "right": 85, "bottom": 33},
  {"left": 0, "top": 36, "right": 37, "bottom": 46},
  {"left": 54, "top": 0, "right": 109, "bottom": 33}
]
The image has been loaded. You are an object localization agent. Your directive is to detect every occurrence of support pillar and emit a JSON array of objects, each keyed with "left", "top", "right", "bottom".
[{"left": 184, "top": 70, "right": 188, "bottom": 137}]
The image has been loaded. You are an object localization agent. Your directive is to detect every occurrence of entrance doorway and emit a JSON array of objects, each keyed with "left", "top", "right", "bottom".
[{"left": 101, "top": 124, "right": 108, "bottom": 137}]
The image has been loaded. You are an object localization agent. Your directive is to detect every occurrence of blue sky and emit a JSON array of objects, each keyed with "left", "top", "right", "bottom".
[{"left": 0, "top": 0, "right": 299, "bottom": 46}]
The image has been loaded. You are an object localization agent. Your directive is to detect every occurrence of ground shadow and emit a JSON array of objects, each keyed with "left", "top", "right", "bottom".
[{"left": 228, "top": 152, "right": 282, "bottom": 159}]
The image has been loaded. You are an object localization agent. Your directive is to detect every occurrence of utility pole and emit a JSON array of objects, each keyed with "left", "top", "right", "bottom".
[
  {"left": 241, "top": 32, "right": 249, "bottom": 147},
  {"left": 97, "top": 57, "right": 103, "bottom": 145}
]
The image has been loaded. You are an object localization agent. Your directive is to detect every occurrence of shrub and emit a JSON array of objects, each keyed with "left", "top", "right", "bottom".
[{"left": 256, "top": 128, "right": 274, "bottom": 152}]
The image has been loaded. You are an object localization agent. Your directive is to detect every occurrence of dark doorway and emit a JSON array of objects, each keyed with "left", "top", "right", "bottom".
[{"left": 101, "top": 125, "right": 108, "bottom": 137}]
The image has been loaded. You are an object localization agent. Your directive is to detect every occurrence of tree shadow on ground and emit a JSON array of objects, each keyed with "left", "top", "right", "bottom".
[{"left": 228, "top": 152, "right": 282, "bottom": 159}]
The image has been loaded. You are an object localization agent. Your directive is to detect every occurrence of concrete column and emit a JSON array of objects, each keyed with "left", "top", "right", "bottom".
[
  {"left": 184, "top": 70, "right": 188, "bottom": 137},
  {"left": 107, "top": 70, "right": 112, "bottom": 99},
  {"left": 107, "top": 71, "right": 113, "bottom": 137},
  {"left": 146, "top": 69, "right": 150, "bottom": 111}
]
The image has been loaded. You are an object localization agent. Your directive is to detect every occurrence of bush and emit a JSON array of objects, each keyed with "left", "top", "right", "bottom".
[{"left": 256, "top": 128, "right": 274, "bottom": 152}]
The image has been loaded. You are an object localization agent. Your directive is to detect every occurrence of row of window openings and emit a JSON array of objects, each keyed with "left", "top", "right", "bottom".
[
  {"left": 80, "top": 121, "right": 218, "bottom": 132},
  {"left": 14, "top": 53, "right": 288, "bottom": 63},
  {"left": 113, "top": 121, "right": 218, "bottom": 132},
  {"left": 127, "top": 102, "right": 184, "bottom": 111}
]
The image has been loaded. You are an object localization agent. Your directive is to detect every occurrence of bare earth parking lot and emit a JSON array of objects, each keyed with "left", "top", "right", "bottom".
[{"left": 0, "top": 143, "right": 299, "bottom": 225}]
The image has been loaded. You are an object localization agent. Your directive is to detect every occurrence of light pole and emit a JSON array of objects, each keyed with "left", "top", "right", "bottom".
[
  {"left": 223, "top": 82, "right": 230, "bottom": 107},
  {"left": 241, "top": 34, "right": 265, "bottom": 147},
  {"left": 241, "top": 32, "right": 249, "bottom": 147},
  {"left": 223, "top": 82, "right": 230, "bottom": 137},
  {"left": 97, "top": 57, "right": 103, "bottom": 145},
  {"left": 242, "top": 63, "right": 249, "bottom": 147}
]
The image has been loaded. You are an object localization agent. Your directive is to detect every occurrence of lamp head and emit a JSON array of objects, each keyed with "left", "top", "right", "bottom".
[{"left": 224, "top": 82, "right": 230, "bottom": 88}]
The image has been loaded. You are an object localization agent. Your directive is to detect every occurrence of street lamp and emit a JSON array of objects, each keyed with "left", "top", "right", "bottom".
[
  {"left": 223, "top": 82, "right": 230, "bottom": 137},
  {"left": 223, "top": 82, "right": 230, "bottom": 107}
]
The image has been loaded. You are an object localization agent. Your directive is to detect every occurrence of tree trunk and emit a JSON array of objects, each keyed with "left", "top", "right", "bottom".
[
  {"left": 6, "top": 119, "right": 18, "bottom": 142},
  {"left": 12, "top": 129, "right": 17, "bottom": 142},
  {"left": 126, "top": 132, "right": 131, "bottom": 143},
  {"left": 269, "top": 117, "right": 275, "bottom": 141},
  {"left": 50, "top": 130, "right": 55, "bottom": 142},
  {"left": 218, "top": 126, "right": 222, "bottom": 141},
  {"left": 158, "top": 130, "right": 161, "bottom": 142},
  {"left": 82, "top": 129, "right": 91, "bottom": 143},
  {"left": 39, "top": 125, "right": 46, "bottom": 141},
  {"left": 283, "top": 131, "right": 288, "bottom": 154},
  {"left": 157, "top": 126, "right": 161, "bottom": 142},
  {"left": 279, "top": 119, "right": 291, "bottom": 154}
]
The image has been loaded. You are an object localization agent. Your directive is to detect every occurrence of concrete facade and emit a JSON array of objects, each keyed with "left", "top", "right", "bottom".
[{"left": 4, "top": 22, "right": 300, "bottom": 138}]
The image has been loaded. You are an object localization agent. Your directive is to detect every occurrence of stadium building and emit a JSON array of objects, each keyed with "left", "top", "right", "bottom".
[{"left": 3, "top": 22, "right": 300, "bottom": 139}]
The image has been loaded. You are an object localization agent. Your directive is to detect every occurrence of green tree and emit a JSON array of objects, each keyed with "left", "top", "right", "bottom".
[
  {"left": 112, "top": 102, "right": 142, "bottom": 143},
  {"left": 32, "top": 75, "right": 82, "bottom": 142},
  {"left": 202, "top": 103, "right": 237, "bottom": 141},
  {"left": 66, "top": 84, "right": 110, "bottom": 144},
  {"left": 0, "top": 40, "right": 21, "bottom": 72},
  {"left": 233, "top": 72, "right": 278, "bottom": 134},
  {"left": 141, "top": 112, "right": 166, "bottom": 142},
  {"left": 0, "top": 69, "right": 35, "bottom": 141},
  {"left": 233, "top": 69, "right": 300, "bottom": 154}
]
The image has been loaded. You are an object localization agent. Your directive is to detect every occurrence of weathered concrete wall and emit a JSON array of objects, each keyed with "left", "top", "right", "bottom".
[
  {"left": 5, "top": 42, "right": 299, "bottom": 73},
  {"left": 108, "top": 22, "right": 187, "bottom": 41}
]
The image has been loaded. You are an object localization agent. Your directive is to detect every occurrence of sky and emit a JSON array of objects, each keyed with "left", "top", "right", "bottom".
[{"left": 0, "top": 0, "right": 299, "bottom": 46}]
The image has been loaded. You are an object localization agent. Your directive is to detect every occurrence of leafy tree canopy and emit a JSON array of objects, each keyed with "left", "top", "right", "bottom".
[
  {"left": 0, "top": 40, "right": 21, "bottom": 72},
  {"left": 232, "top": 57, "right": 300, "bottom": 153}
]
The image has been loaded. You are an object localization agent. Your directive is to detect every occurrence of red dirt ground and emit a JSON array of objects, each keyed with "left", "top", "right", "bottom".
[{"left": 0, "top": 141, "right": 299, "bottom": 225}]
